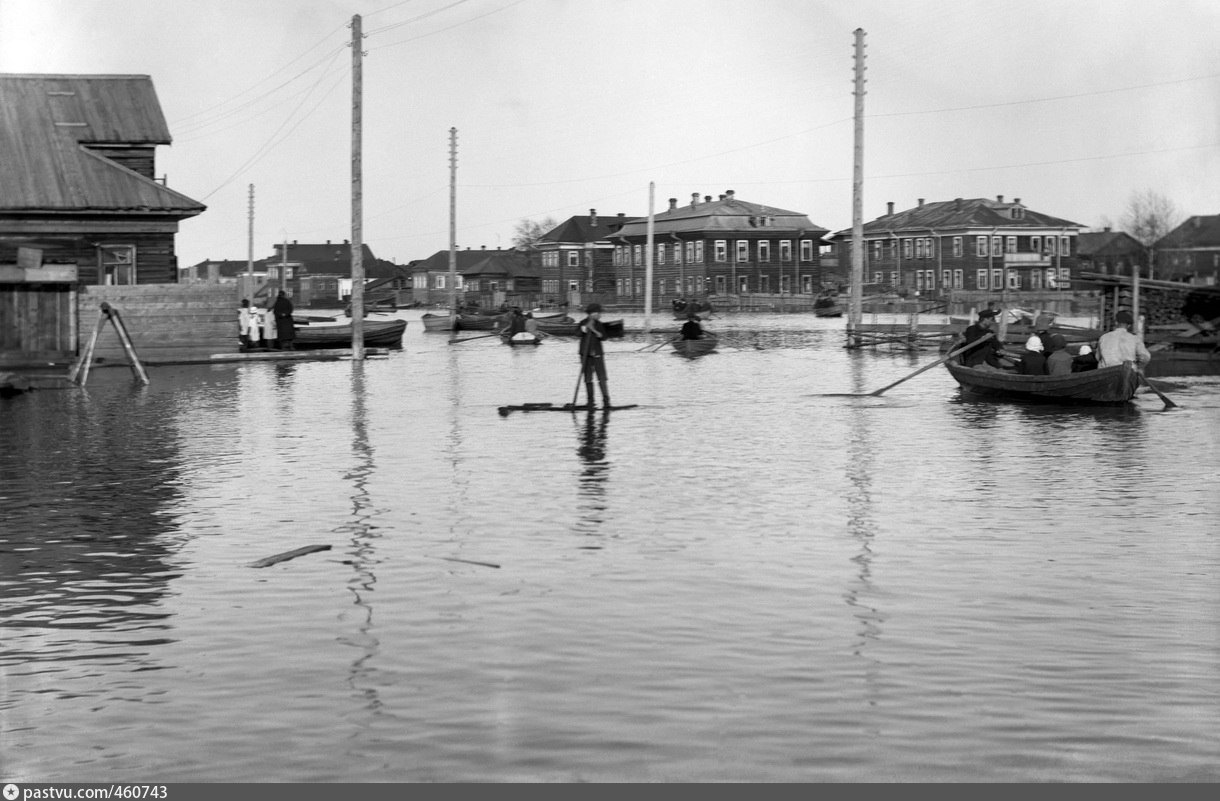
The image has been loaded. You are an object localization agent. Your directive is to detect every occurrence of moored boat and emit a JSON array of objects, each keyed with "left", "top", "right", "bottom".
[
  {"left": 536, "top": 317, "right": 625, "bottom": 337},
  {"left": 670, "top": 333, "right": 718, "bottom": 358},
  {"left": 293, "top": 319, "right": 407, "bottom": 350},
  {"left": 421, "top": 312, "right": 457, "bottom": 332},
  {"left": 944, "top": 360, "right": 1140, "bottom": 405}
]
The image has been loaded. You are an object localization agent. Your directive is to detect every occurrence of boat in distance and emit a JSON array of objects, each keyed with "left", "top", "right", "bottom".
[
  {"left": 293, "top": 319, "right": 407, "bottom": 350},
  {"left": 944, "top": 360, "right": 1140, "bottom": 405},
  {"left": 670, "top": 334, "right": 718, "bottom": 358}
]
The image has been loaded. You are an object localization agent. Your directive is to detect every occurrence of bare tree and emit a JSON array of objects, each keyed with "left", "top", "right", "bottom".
[
  {"left": 1121, "top": 189, "right": 1180, "bottom": 280},
  {"left": 511, "top": 217, "right": 558, "bottom": 249}
]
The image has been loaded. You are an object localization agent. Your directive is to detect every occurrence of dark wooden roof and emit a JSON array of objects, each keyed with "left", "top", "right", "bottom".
[
  {"left": 0, "top": 73, "right": 204, "bottom": 215},
  {"left": 1158, "top": 215, "right": 1220, "bottom": 249},
  {"left": 614, "top": 194, "right": 825, "bottom": 238},
  {"left": 830, "top": 197, "right": 1082, "bottom": 238},
  {"left": 413, "top": 248, "right": 523, "bottom": 273},
  {"left": 1077, "top": 230, "right": 1143, "bottom": 257},
  {"left": 539, "top": 214, "right": 640, "bottom": 244},
  {"left": 462, "top": 252, "right": 534, "bottom": 278}
]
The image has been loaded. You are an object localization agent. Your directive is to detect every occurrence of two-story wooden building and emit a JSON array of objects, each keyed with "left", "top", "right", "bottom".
[
  {"left": 532, "top": 210, "right": 636, "bottom": 307},
  {"left": 1156, "top": 214, "right": 1220, "bottom": 286},
  {"left": 609, "top": 191, "right": 828, "bottom": 306},
  {"left": 827, "top": 196, "right": 1084, "bottom": 298}
]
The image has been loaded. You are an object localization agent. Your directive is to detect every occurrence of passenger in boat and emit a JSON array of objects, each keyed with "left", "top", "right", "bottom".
[
  {"left": 1072, "top": 344, "right": 1099, "bottom": 372},
  {"left": 1018, "top": 335, "right": 1048, "bottom": 375},
  {"left": 680, "top": 314, "right": 704, "bottom": 340},
  {"left": 961, "top": 308, "right": 1006, "bottom": 370},
  {"left": 1045, "top": 334, "right": 1073, "bottom": 376},
  {"left": 1097, "top": 310, "right": 1151, "bottom": 369},
  {"left": 523, "top": 312, "right": 541, "bottom": 338},
  {"left": 273, "top": 290, "right": 296, "bottom": 350},
  {"left": 578, "top": 303, "right": 611, "bottom": 408}
]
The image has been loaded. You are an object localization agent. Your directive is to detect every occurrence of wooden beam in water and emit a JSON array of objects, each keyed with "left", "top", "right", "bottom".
[{"left": 248, "top": 544, "right": 332, "bottom": 568}]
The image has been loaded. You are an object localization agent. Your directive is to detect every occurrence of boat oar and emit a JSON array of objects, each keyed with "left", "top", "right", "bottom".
[
  {"left": 827, "top": 333, "right": 995, "bottom": 398},
  {"left": 640, "top": 336, "right": 681, "bottom": 353},
  {"left": 448, "top": 332, "right": 501, "bottom": 344},
  {"left": 1140, "top": 373, "right": 1178, "bottom": 408}
]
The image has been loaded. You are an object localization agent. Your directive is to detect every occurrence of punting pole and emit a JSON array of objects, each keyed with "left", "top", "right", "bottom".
[
  {"left": 847, "top": 28, "right": 866, "bottom": 346},
  {"left": 349, "top": 13, "right": 365, "bottom": 361}
]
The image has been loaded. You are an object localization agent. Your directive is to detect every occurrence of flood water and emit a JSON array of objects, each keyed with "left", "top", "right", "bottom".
[{"left": 2, "top": 309, "right": 1218, "bottom": 783}]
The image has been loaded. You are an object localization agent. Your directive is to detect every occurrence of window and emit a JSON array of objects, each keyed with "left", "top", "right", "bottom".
[
  {"left": 872, "top": 241, "right": 882, "bottom": 261},
  {"left": 685, "top": 241, "right": 694, "bottom": 263},
  {"left": 1045, "top": 237, "right": 1055, "bottom": 256},
  {"left": 758, "top": 241, "right": 770, "bottom": 262},
  {"left": 990, "top": 269, "right": 1003, "bottom": 290},
  {"left": 716, "top": 275, "right": 727, "bottom": 293},
  {"left": 99, "top": 244, "right": 136, "bottom": 285},
  {"left": 1006, "top": 236, "right": 1017, "bottom": 254},
  {"left": 1057, "top": 267, "right": 1070, "bottom": 289},
  {"left": 991, "top": 236, "right": 1002, "bottom": 256},
  {"left": 695, "top": 241, "right": 704, "bottom": 262},
  {"left": 953, "top": 237, "right": 963, "bottom": 257},
  {"left": 976, "top": 236, "right": 987, "bottom": 257},
  {"left": 953, "top": 269, "right": 963, "bottom": 289},
  {"left": 736, "top": 240, "right": 749, "bottom": 262},
  {"left": 1030, "top": 270, "right": 1043, "bottom": 290},
  {"left": 1007, "top": 270, "right": 1020, "bottom": 289},
  {"left": 975, "top": 269, "right": 988, "bottom": 289},
  {"left": 903, "top": 239, "right": 913, "bottom": 260},
  {"left": 632, "top": 245, "right": 642, "bottom": 265},
  {"left": 941, "top": 269, "right": 951, "bottom": 288},
  {"left": 656, "top": 244, "right": 665, "bottom": 265},
  {"left": 738, "top": 276, "right": 749, "bottom": 293},
  {"left": 800, "top": 240, "right": 813, "bottom": 261},
  {"left": 780, "top": 240, "right": 793, "bottom": 262},
  {"left": 873, "top": 272, "right": 883, "bottom": 284},
  {"left": 926, "top": 238, "right": 936, "bottom": 259},
  {"left": 759, "top": 275, "right": 770, "bottom": 293},
  {"left": 674, "top": 243, "right": 682, "bottom": 265},
  {"left": 1059, "top": 236, "right": 1070, "bottom": 256},
  {"left": 1031, "top": 236, "right": 1041, "bottom": 253},
  {"left": 714, "top": 240, "right": 727, "bottom": 262},
  {"left": 568, "top": 251, "right": 579, "bottom": 267},
  {"left": 436, "top": 275, "right": 446, "bottom": 290}
]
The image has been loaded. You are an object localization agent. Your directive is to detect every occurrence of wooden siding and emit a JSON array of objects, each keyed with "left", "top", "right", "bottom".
[
  {"left": 0, "top": 284, "right": 75, "bottom": 365},
  {"left": 79, "top": 284, "right": 238, "bottom": 365}
]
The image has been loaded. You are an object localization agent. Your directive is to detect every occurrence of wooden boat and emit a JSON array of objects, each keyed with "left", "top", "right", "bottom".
[
  {"left": 293, "top": 319, "right": 407, "bottom": 350},
  {"left": 813, "top": 297, "right": 845, "bottom": 318},
  {"left": 421, "top": 312, "right": 457, "bottom": 332},
  {"left": 944, "top": 360, "right": 1140, "bottom": 405},
  {"left": 456, "top": 312, "right": 507, "bottom": 331},
  {"left": 535, "top": 317, "right": 625, "bottom": 338},
  {"left": 501, "top": 331, "right": 543, "bottom": 346},
  {"left": 670, "top": 333, "right": 718, "bottom": 358}
]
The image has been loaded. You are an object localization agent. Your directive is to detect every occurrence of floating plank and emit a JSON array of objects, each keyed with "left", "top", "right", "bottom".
[
  {"left": 498, "top": 403, "right": 639, "bottom": 416},
  {"left": 248, "top": 544, "right": 332, "bottom": 568}
]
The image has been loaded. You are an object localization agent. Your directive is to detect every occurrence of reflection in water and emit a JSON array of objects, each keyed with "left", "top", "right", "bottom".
[
  {"left": 335, "top": 364, "right": 382, "bottom": 716},
  {"left": 843, "top": 354, "right": 883, "bottom": 668},
  {"left": 573, "top": 409, "right": 611, "bottom": 537}
]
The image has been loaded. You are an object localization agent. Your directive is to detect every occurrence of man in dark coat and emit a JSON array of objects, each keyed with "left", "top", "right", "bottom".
[
  {"left": 680, "top": 314, "right": 704, "bottom": 340},
  {"left": 960, "top": 308, "right": 1006, "bottom": 369},
  {"left": 578, "top": 303, "right": 611, "bottom": 408},
  {"left": 272, "top": 290, "right": 296, "bottom": 350}
]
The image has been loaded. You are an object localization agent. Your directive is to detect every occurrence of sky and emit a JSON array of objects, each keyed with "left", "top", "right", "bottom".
[{"left": 1, "top": 0, "right": 1217, "bottom": 268}]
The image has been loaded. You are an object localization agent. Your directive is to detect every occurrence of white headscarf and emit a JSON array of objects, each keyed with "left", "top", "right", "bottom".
[{"left": 1024, "top": 335, "right": 1044, "bottom": 352}]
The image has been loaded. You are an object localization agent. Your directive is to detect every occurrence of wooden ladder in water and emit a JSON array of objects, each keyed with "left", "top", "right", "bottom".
[{"left": 67, "top": 302, "right": 150, "bottom": 386}]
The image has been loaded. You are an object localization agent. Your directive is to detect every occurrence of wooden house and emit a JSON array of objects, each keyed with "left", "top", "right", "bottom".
[
  {"left": 1156, "top": 214, "right": 1220, "bottom": 286},
  {"left": 609, "top": 191, "right": 827, "bottom": 307},
  {"left": 533, "top": 209, "right": 637, "bottom": 308},
  {"left": 409, "top": 247, "right": 527, "bottom": 307},
  {"left": 1076, "top": 228, "right": 1145, "bottom": 277},
  {"left": 1, "top": 73, "right": 206, "bottom": 366}
]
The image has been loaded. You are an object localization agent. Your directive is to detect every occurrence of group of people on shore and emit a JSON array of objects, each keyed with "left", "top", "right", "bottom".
[
  {"left": 959, "top": 306, "right": 1151, "bottom": 375},
  {"left": 238, "top": 291, "right": 296, "bottom": 351}
]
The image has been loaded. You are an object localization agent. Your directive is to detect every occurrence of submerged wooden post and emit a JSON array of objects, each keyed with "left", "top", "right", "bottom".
[{"left": 105, "top": 304, "right": 150, "bottom": 385}]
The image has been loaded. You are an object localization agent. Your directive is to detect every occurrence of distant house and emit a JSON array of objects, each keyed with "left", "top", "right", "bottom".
[
  {"left": 534, "top": 209, "right": 637, "bottom": 306},
  {"left": 461, "top": 251, "right": 537, "bottom": 305},
  {"left": 1076, "top": 228, "right": 1145, "bottom": 276},
  {"left": 0, "top": 73, "right": 205, "bottom": 283},
  {"left": 1156, "top": 214, "right": 1220, "bottom": 286},
  {"left": 827, "top": 195, "right": 1083, "bottom": 296},
  {"left": 409, "top": 247, "right": 523, "bottom": 306},
  {"left": 610, "top": 191, "right": 828, "bottom": 304}
]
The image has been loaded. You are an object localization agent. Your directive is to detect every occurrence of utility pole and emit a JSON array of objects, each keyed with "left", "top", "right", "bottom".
[
  {"left": 448, "top": 127, "right": 458, "bottom": 326},
  {"left": 848, "top": 28, "right": 866, "bottom": 344},
  {"left": 349, "top": 13, "right": 365, "bottom": 360},
  {"left": 246, "top": 183, "right": 255, "bottom": 302},
  {"left": 644, "top": 182, "right": 655, "bottom": 331}
]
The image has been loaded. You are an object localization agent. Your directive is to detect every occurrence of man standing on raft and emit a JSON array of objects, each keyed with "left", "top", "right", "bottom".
[{"left": 578, "top": 302, "right": 611, "bottom": 408}]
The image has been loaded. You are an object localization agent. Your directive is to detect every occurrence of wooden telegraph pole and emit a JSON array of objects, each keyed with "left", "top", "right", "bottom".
[
  {"left": 349, "top": 14, "right": 365, "bottom": 360},
  {"left": 448, "top": 127, "right": 458, "bottom": 327},
  {"left": 246, "top": 183, "right": 255, "bottom": 302},
  {"left": 847, "top": 28, "right": 866, "bottom": 345},
  {"left": 644, "top": 182, "right": 655, "bottom": 331}
]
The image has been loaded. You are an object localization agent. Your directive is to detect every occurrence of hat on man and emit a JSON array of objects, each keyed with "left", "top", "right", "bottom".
[
  {"left": 978, "top": 308, "right": 999, "bottom": 319},
  {"left": 585, "top": 302, "right": 603, "bottom": 314},
  {"left": 1115, "top": 310, "right": 1134, "bottom": 325}
]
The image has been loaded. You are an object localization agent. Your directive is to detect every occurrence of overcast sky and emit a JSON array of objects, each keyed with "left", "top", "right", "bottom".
[{"left": 2, "top": 0, "right": 1217, "bottom": 267}]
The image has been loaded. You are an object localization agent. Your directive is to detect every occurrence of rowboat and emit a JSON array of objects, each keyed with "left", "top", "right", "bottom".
[
  {"left": 670, "top": 334, "right": 718, "bottom": 358},
  {"left": 536, "top": 318, "right": 625, "bottom": 338},
  {"left": 501, "top": 331, "right": 543, "bottom": 346},
  {"left": 421, "top": 312, "right": 457, "bottom": 332},
  {"left": 813, "top": 299, "right": 845, "bottom": 318},
  {"left": 944, "top": 360, "right": 1140, "bottom": 405},
  {"left": 293, "top": 319, "right": 407, "bottom": 350},
  {"left": 456, "top": 312, "right": 507, "bottom": 331}
]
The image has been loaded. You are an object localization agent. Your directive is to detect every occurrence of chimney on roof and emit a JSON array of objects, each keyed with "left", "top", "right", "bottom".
[
  {"left": 726, "top": 189, "right": 735, "bottom": 200},
  {"left": 292, "top": 240, "right": 297, "bottom": 246},
  {"left": 887, "top": 202, "right": 894, "bottom": 215},
  {"left": 326, "top": 240, "right": 331, "bottom": 245},
  {"left": 481, "top": 245, "right": 486, "bottom": 250},
  {"left": 668, "top": 198, "right": 677, "bottom": 211},
  {"left": 1013, "top": 198, "right": 1021, "bottom": 205},
  {"left": 1104, "top": 226, "right": 1111, "bottom": 232},
  {"left": 917, "top": 198, "right": 925, "bottom": 207},
  {"left": 996, "top": 195, "right": 1004, "bottom": 203},
  {"left": 618, "top": 212, "right": 625, "bottom": 220},
  {"left": 344, "top": 239, "right": 350, "bottom": 245},
  {"left": 589, "top": 209, "right": 598, "bottom": 226},
  {"left": 955, "top": 198, "right": 963, "bottom": 210},
  {"left": 691, "top": 193, "right": 700, "bottom": 207},
  {"left": 718, "top": 194, "right": 726, "bottom": 201},
  {"left": 704, "top": 195, "right": 712, "bottom": 203}
]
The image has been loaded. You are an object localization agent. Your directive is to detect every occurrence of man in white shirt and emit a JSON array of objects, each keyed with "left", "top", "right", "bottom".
[{"left": 1097, "top": 309, "right": 1152, "bottom": 369}]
